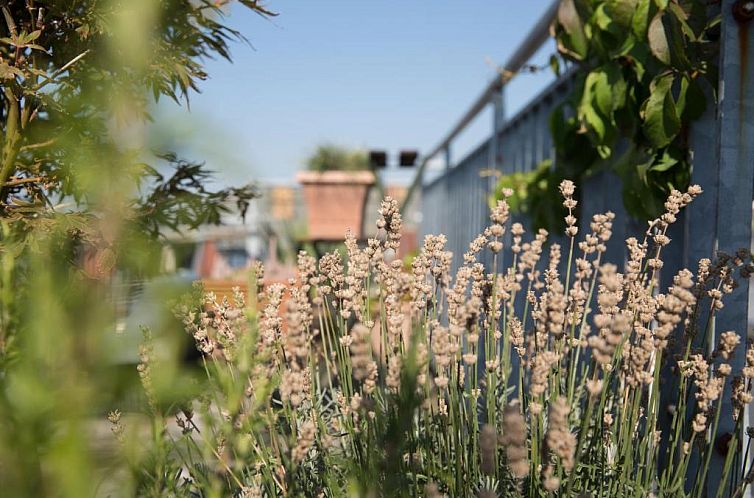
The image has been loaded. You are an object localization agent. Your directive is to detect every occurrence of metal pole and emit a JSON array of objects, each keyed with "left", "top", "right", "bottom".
[
  {"left": 707, "top": 1, "right": 754, "bottom": 495},
  {"left": 489, "top": 88, "right": 504, "bottom": 171}
]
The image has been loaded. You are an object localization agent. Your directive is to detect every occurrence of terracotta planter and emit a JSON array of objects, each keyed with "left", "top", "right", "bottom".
[{"left": 297, "top": 170, "right": 375, "bottom": 240}]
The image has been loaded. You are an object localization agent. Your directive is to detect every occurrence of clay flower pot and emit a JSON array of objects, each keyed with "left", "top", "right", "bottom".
[{"left": 297, "top": 170, "right": 375, "bottom": 240}]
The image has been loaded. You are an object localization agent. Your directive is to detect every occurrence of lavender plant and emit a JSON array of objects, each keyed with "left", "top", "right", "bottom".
[{"left": 115, "top": 184, "right": 754, "bottom": 497}]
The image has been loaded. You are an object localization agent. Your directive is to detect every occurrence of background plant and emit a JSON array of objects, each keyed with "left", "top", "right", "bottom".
[
  {"left": 0, "top": 0, "right": 272, "bottom": 350},
  {"left": 497, "top": 0, "right": 720, "bottom": 231},
  {"left": 0, "top": 1, "right": 273, "bottom": 495},
  {"left": 306, "top": 143, "right": 370, "bottom": 172}
]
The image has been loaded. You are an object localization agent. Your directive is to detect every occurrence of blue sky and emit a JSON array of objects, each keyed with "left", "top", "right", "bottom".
[{"left": 154, "top": 1, "right": 557, "bottom": 186}]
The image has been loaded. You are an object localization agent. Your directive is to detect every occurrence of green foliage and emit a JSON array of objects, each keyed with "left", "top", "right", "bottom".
[
  {"left": 523, "top": 160, "right": 571, "bottom": 235},
  {"left": 0, "top": 2, "right": 274, "bottom": 496},
  {"left": 490, "top": 161, "right": 574, "bottom": 235},
  {"left": 543, "top": 0, "right": 719, "bottom": 225},
  {"left": 487, "top": 166, "right": 541, "bottom": 216},
  {"left": 135, "top": 154, "right": 258, "bottom": 238},
  {"left": 0, "top": 0, "right": 271, "bottom": 235},
  {"left": 306, "top": 144, "right": 369, "bottom": 172},
  {"left": 0, "top": 0, "right": 273, "bottom": 343}
]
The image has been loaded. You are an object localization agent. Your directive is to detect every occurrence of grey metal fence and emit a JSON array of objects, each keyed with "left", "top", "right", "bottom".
[{"left": 421, "top": 72, "right": 576, "bottom": 271}]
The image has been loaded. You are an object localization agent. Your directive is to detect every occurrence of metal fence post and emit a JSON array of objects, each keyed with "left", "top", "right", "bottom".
[
  {"left": 707, "top": 1, "right": 754, "bottom": 495},
  {"left": 490, "top": 87, "right": 504, "bottom": 172}
]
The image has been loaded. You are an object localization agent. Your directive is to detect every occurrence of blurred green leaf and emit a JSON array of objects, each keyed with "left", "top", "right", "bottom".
[
  {"left": 607, "top": 0, "right": 638, "bottom": 27},
  {"left": 557, "top": 0, "right": 589, "bottom": 60},
  {"left": 632, "top": 0, "right": 652, "bottom": 36},
  {"left": 642, "top": 73, "right": 680, "bottom": 147},
  {"left": 648, "top": 11, "right": 671, "bottom": 64},
  {"left": 677, "top": 75, "right": 707, "bottom": 121}
]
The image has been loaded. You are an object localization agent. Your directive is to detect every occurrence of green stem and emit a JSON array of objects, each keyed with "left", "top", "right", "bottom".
[{"left": 0, "top": 88, "right": 21, "bottom": 192}]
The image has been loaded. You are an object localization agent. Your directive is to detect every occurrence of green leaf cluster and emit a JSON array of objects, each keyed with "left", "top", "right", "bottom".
[
  {"left": 535, "top": 0, "right": 719, "bottom": 225},
  {"left": 0, "top": 1, "right": 274, "bottom": 238},
  {"left": 0, "top": 9, "right": 275, "bottom": 489},
  {"left": 0, "top": 0, "right": 274, "bottom": 354}
]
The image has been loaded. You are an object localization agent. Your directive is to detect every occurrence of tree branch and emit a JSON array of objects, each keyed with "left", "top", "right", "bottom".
[{"left": 2, "top": 176, "right": 44, "bottom": 187}]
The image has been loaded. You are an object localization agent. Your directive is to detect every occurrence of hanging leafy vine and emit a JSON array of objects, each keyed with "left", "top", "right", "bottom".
[{"left": 501, "top": 0, "right": 721, "bottom": 231}]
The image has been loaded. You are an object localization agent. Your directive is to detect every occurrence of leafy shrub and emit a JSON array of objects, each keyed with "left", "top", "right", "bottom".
[{"left": 524, "top": 0, "right": 719, "bottom": 232}]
